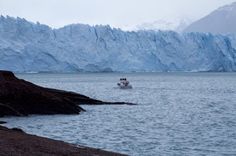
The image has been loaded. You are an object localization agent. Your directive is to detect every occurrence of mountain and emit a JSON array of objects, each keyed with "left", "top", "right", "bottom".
[
  {"left": 128, "top": 19, "right": 191, "bottom": 32},
  {"left": 0, "top": 15, "right": 236, "bottom": 72},
  {"left": 184, "top": 2, "right": 236, "bottom": 34}
]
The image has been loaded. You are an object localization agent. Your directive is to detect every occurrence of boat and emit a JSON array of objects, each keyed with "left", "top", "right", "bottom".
[{"left": 117, "top": 78, "right": 132, "bottom": 89}]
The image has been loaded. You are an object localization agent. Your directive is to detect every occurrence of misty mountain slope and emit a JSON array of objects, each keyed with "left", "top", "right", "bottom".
[
  {"left": 133, "top": 19, "right": 191, "bottom": 32},
  {"left": 0, "top": 16, "right": 236, "bottom": 72},
  {"left": 184, "top": 2, "right": 236, "bottom": 34}
]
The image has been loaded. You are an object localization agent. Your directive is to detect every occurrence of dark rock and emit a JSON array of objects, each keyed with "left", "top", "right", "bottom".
[
  {"left": 0, "top": 103, "right": 23, "bottom": 117},
  {"left": 0, "top": 70, "right": 84, "bottom": 116},
  {"left": 0, "top": 70, "right": 135, "bottom": 117},
  {"left": 11, "top": 127, "right": 25, "bottom": 133},
  {"left": 0, "top": 121, "right": 7, "bottom": 124}
]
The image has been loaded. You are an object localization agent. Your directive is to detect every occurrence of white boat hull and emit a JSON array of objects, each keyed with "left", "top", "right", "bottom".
[
  {"left": 118, "top": 84, "right": 132, "bottom": 89},
  {"left": 120, "top": 85, "right": 132, "bottom": 89}
]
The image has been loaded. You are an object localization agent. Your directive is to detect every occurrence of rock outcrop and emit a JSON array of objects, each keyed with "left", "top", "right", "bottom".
[
  {"left": 0, "top": 70, "right": 132, "bottom": 117},
  {"left": 0, "top": 121, "right": 7, "bottom": 124}
]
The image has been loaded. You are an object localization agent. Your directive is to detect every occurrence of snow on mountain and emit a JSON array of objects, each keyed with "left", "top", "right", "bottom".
[
  {"left": 184, "top": 2, "right": 236, "bottom": 34},
  {"left": 128, "top": 19, "right": 191, "bottom": 33},
  {"left": 0, "top": 15, "right": 236, "bottom": 72}
]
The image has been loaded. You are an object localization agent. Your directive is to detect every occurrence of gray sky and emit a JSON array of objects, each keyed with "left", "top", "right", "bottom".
[{"left": 0, "top": 0, "right": 235, "bottom": 29}]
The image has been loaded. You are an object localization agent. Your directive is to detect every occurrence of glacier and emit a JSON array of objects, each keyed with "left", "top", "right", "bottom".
[{"left": 0, "top": 16, "right": 236, "bottom": 72}]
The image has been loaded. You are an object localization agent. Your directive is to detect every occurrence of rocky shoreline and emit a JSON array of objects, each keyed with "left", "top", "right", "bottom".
[
  {"left": 0, "top": 125, "right": 126, "bottom": 156},
  {"left": 0, "top": 70, "right": 135, "bottom": 117},
  {"left": 0, "top": 70, "right": 133, "bottom": 155}
]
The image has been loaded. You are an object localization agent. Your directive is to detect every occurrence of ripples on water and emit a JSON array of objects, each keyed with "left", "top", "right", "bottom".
[{"left": 3, "top": 73, "right": 236, "bottom": 156}]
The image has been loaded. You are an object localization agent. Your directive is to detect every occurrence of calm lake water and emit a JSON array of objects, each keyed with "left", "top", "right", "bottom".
[{"left": 3, "top": 73, "right": 236, "bottom": 156}]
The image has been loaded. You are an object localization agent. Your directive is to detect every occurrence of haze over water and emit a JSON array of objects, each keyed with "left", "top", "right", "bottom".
[{"left": 3, "top": 73, "right": 236, "bottom": 155}]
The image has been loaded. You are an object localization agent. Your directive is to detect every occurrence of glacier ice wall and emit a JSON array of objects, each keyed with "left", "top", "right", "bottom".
[{"left": 0, "top": 16, "right": 236, "bottom": 72}]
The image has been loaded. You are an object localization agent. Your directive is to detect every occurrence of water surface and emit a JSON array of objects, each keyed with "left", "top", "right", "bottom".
[{"left": 3, "top": 73, "right": 236, "bottom": 155}]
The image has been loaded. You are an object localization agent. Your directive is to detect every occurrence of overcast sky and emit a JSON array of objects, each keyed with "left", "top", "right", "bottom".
[{"left": 0, "top": 0, "right": 235, "bottom": 29}]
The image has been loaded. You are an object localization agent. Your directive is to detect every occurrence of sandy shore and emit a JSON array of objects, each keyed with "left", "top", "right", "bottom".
[{"left": 0, "top": 125, "right": 127, "bottom": 156}]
